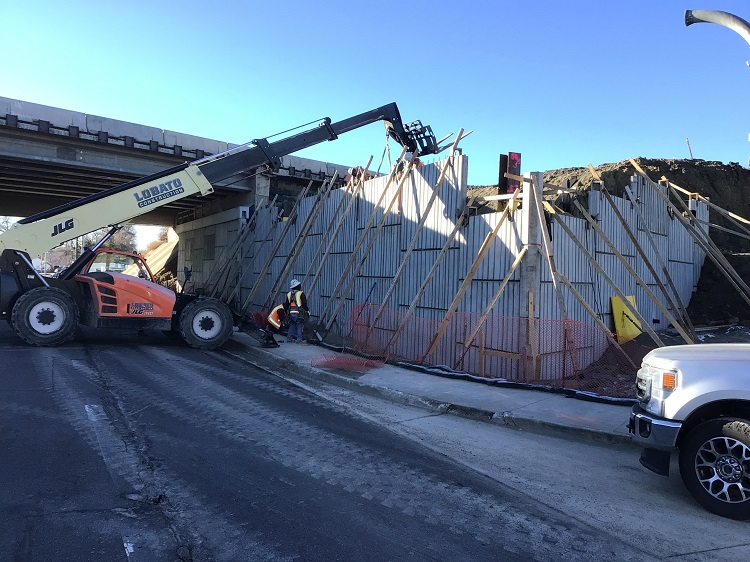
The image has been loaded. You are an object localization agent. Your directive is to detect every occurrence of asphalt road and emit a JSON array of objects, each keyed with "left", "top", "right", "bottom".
[{"left": 0, "top": 324, "right": 663, "bottom": 561}]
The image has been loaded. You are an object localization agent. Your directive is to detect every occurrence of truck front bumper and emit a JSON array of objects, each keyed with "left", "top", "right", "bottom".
[{"left": 628, "top": 404, "right": 682, "bottom": 476}]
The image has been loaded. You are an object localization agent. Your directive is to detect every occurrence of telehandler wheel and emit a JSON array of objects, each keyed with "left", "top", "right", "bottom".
[
  {"left": 179, "top": 298, "right": 233, "bottom": 350},
  {"left": 11, "top": 287, "right": 79, "bottom": 346}
]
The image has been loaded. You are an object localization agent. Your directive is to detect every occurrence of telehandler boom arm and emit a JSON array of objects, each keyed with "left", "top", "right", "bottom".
[{"left": 0, "top": 103, "right": 439, "bottom": 258}]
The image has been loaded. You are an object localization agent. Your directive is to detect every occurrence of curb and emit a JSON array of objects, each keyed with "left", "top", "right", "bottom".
[{"left": 227, "top": 335, "right": 636, "bottom": 448}]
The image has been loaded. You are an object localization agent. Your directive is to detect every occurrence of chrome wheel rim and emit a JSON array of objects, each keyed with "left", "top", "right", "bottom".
[{"left": 695, "top": 436, "right": 750, "bottom": 503}]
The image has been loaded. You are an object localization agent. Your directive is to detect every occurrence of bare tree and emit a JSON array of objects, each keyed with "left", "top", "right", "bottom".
[{"left": 0, "top": 216, "right": 17, "bottom": 234}]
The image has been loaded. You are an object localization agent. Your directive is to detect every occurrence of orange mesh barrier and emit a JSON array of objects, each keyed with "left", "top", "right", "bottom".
[{"left": 323, "top": 304, "right": 656, "bottom": 399}]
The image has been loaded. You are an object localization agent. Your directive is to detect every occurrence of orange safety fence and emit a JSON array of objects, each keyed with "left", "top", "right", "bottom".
[{"left": 319, "top": 304, "right": 656, "bottom": 399}]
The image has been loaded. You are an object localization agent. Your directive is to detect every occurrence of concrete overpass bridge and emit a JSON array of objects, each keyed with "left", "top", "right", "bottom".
[{"left": 0, "top": 96, "right": 348, "bottom": 226}]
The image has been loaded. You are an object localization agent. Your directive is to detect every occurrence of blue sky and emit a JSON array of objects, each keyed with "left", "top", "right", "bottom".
[{"left": 3, "top": 1, "right": 750, "bottom": 188}]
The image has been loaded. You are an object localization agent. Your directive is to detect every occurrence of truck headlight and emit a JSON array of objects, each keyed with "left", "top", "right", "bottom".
[{"left": 636, "top": 364, "right": 679, "bottom": 417}]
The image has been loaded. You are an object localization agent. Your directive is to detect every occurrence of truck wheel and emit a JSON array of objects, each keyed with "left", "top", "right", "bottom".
[
  {"left": 179, "top": 298, "right": 233, "bottom": 350},
  {"left": 11, "top": 287, "right": 79, "bottom": 346},
  {"left": 678, "top": 418, "right": 750, "bottom": 520}
]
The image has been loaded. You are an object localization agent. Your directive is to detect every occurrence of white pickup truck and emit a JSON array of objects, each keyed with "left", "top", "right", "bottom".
[{"left": 628, "top": 343, "right": 750, "bottom": 520}]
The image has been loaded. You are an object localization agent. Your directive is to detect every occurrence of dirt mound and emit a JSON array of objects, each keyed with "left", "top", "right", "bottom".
[
  {"left": 466, "top": 158, "right": 750, "bottom": 395},
  {"left": 469, "top": 157, "right": 750, "bottom": 325},
  {"left": 546, "top": 157, "right": 750, "bottom": 325}
]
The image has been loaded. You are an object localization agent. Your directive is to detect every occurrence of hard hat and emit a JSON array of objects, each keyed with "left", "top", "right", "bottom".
[{"left": 290, "top": 279, "right": 301, "bottom": 290}]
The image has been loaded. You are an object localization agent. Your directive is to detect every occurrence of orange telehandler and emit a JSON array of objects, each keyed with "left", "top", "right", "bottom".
[{"left": 0, "top": 103, "right": 441, "bottom": 349}]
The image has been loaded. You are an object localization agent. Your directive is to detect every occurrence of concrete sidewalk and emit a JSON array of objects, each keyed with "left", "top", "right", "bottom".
[{"left": 229, "top": 333, "right": 636, "bottom": 447}]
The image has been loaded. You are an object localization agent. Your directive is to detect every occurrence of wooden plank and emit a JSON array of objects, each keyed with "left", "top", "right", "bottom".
[
  {"left": 551, "top": 211, "right": 665, "bottom": 347},
  {"left": 360, "top": 130, "right": 468, "bottom": 346},
  {"left": 303, "top": 158, "right": 372, "bottom": 289},
  {"left": 452, "top": 246, "right": 527, "bottom": 370},
  {"left": 623, "top": 184, "right": 694, "bottom": 331},
  {"left": 482, "top": 349, "right": 522, "bottom": 359},
  {"left": 319, "top": 149, "right": 411, "bottom": 329},
  {"left": 529, "top": 176, "right": 581, "bottom": 374},
  {"left": 239, "top": 180, "right": 313, "bottom": 313},
  {"left": 556, "top": 274, "right": 637, "bottom": 369},
  {"left": 662, "top": 181, "right": 750, "bottom": 305},
  {"left": 318, "top": 148, "right": 413, "bottom": 329},
  {"left": 572, "top": 199, "right": 693, "bottom": 344},
  {"left": 383, "top": 195, "right": 478, "bottom": 357},
  {"left": 262, "top": 175, "right": 336, "bottom": 309},
  {"left": 305, "top": 159, "right": 372, "bottom": 296},
  {"left": 480, "top": 193, "right": 526, "bottom": 201},
  {"left": 644, "top": 173, "right": 750, "bottom": 305},
  {"left": 206, "top": 197, "right": 271, "bottom": 299},
  {"left": 420, "top": 187, "right": 521, "bottom": 361},
  {"left": 602, "top": 186, "right": 695, "bottom": 339},
  {"left": 478, "top": 331, "right": 485, "bottom": 377},
  {"left": 588, "top": 164, "right": 603, "bottom": 182},
  {"left": 696, "top": 218, "right": 750, "bottom": 241},
  {"left": 503, "top": 172, "right": 567, "bottom": 193},
  {"left": 696, "top": 193, "right": 750, "bottom": 231}
]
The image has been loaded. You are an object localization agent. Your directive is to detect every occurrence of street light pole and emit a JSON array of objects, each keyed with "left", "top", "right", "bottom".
[
  {"left": 685, "top": 9, "right": 750, "bottom": 164},
  {"left": 685, "top": 9, "right": 750, "bottom": 64}
]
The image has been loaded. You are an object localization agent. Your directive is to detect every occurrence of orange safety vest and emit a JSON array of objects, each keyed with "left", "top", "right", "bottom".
[
  {"left": 267, "top": 304, "right": 285, "bottom": 330},
  {"left": 287, "top": 290, "right": 304, "bottom": 319}
]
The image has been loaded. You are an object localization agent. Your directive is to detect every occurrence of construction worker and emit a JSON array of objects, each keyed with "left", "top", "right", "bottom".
[
  {"left": 284, "top": 279, "right": 309, "bottom": 343},
  {"left": 267, "top": 303, "right": 287, "bottom": 332},
  {"left": 259, "top": 303, "right": 287, "bottom": 347}
]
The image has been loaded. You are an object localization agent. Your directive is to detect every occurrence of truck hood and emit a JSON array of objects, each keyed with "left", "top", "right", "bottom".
[{"left": 644, "top": 343, "right": 750, "bottom": 365}]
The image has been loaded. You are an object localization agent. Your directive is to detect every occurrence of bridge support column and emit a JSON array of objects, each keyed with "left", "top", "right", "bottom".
[{"left": 255, "top": 174, "right": 271, "bottom": 207}]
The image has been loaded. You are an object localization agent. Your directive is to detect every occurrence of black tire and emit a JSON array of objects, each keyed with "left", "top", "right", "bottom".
[
  {"left": 678, "top": 418, "right": 750, "bottom": 520},
  {"left": 11, "top": 287, "right": 79, "bottom": 346},
  {"left": 179, "top": 298, "right": 233, "bottom": 350}
]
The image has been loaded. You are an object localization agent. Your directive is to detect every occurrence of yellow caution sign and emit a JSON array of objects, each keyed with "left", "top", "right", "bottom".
[{"left": 611, "top": 296, "right": 642, "bottom": 344}]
